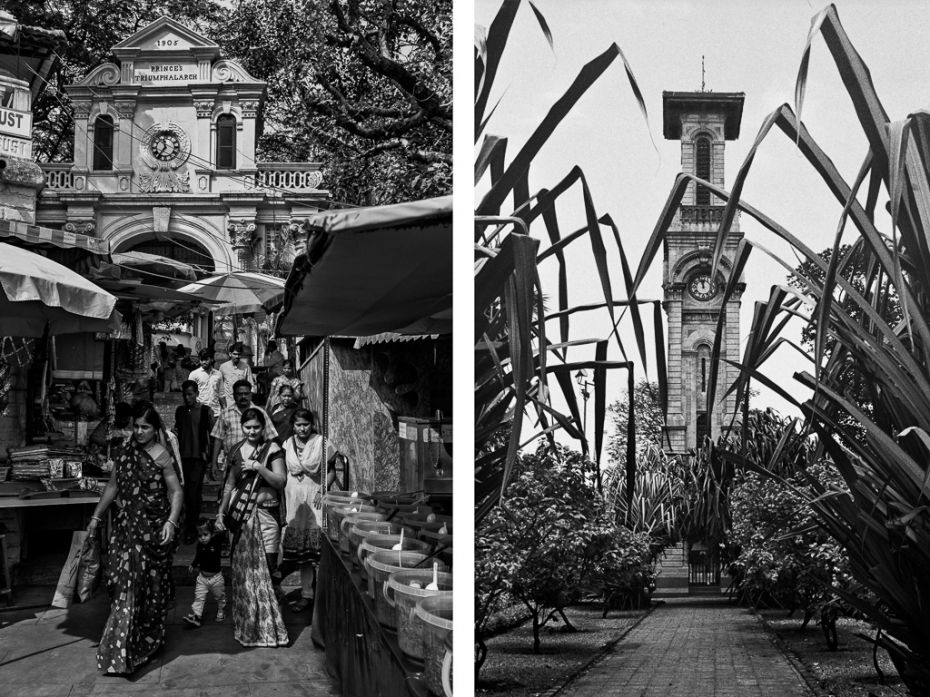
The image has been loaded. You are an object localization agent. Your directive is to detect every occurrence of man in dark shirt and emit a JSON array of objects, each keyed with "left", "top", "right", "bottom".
[{"left": 174, "top": 380, "right": 215, "bottom": 544}]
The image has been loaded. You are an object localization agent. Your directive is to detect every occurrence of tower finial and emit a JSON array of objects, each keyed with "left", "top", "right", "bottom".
[{"left": 701, "top": 55, "right": 705, "bottom": 92}]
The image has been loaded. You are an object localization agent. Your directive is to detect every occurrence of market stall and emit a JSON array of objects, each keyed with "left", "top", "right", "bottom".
[
  {"left": 275, "top": 196, "right": 453, "bottom": 697},
  {"left": 0, "top": 242, "right": 118, "bottom": 593}
]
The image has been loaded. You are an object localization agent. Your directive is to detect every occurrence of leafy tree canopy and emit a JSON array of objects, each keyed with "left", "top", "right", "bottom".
[
  {"left": 222, "top": 0, "right": 451, "bottom": 205},
  {"left": 606, "top": 379, "right": 666, "bottom": 468}
]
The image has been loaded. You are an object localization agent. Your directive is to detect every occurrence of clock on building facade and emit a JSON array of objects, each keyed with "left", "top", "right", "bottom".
[
  {"left": 138, "top": 122, "right": 191, "bottom": 192},
  {"left": 687, "top": 273, "right": 717, "bottom": 301}
]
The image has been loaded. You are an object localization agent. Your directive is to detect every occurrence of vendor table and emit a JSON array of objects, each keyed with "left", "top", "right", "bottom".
[
  {"left": 311, "top": 536, "right": 430, "bottom": 697},
  {"left": 0, "top": 495, "right": 100, "bottom": 509}
]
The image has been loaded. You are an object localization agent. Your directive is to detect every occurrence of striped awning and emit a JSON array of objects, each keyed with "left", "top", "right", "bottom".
[{"left": 0, "top": 219, "right": 110, "bottom": 255}]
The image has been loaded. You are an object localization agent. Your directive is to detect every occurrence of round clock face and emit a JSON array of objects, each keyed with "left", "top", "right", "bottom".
[
  {"left": 150, "top": 131, "right": 182, "bottom": 161},
  {"left": 688, "top": 274, "right": 717, "bottom": 301}
]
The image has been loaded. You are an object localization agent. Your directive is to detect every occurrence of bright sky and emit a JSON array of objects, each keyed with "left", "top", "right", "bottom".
[{"left": 475, "top": 0, "right": 930, "bottom": 435}]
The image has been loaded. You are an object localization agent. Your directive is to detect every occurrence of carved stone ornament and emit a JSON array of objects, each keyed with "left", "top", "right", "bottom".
[
  {"left": 136, "top": 121, "right": 191, "bottom": 193},
  {"left": 64, "top": 220, "right": 96, "bottom": 236},
  {"left": 75, "top": 62, "right": 121, "bottom": 87},
  {"left": 115, "top": 101, "right": 136, "bottom": 119},
  {"left": 240, "top": 100, "right": 258, "bottom": 118},
  {"left": 72, "top": 102, "right": 92, "bottom": 119},
  {"left": 211, "top": 59, "right": 261, "bottom": 83},
  {"left": 137, "top": 169, "right": 190, "bottom": 194},
  {"left": 227, "top": 220, "right": 257, "bottom": 249},
  {"left": 195, "top": 100, "right": 214, "bottom": 118}
]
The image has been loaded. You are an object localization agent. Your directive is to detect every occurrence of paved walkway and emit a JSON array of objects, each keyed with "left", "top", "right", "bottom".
[
  {"left": 561, "top": 598, "right": 813, "bottom": 697},
  {"left": 0, "top": 584, "right": 339, "bottom": 697}
]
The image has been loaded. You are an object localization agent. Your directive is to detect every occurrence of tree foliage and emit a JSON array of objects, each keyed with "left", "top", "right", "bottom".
[
  {"left": 606, "top": 379, "right": 666, "bottom": 468},
  {"left": 222, "top": 0, "right": 451, "bottom": 205},
  {"left": 728, "top": 462, "right": 852, "bottom": 624},
  {"left": 476, "top": 444, "right": 617, "bottom": 661}
]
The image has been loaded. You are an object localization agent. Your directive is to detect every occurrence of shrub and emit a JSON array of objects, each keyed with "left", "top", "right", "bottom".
[{"left": 728, "top": 461, "right": 852, "bottom": 625}]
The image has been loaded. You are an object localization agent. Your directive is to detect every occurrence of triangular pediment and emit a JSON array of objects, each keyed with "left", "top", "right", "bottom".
[{"left": 112, "top": 16, "right": 220, "bottom": 60}]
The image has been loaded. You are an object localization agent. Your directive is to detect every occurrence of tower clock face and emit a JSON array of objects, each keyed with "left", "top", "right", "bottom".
[
  {"left": 688, "top": 274, "right": 717, "bottom": 301},
  {"left": 150, "top": 131, "right": 182, "bottom": 161}
]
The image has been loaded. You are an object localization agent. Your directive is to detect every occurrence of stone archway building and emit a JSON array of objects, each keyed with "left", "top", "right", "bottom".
[{"left": 36, "top": 16, "right": 328, "bottom": 275}]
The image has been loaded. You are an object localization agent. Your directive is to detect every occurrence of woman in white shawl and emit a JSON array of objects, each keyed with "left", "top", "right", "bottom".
[{"left": 281, "top": 408, "right": 338, "bottom": 611}]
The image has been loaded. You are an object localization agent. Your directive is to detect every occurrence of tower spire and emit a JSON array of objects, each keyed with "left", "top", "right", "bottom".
[{"left": 701, "top": 55, "right": 705, "bottom": 92}]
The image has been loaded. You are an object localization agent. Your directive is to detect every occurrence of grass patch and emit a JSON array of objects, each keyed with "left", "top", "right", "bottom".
[
  {"left": 759, "top": 609, "right": 906, "bottom": 697},
  {"left": 476, "top": 602, "right": 648, "bottom": 697}
]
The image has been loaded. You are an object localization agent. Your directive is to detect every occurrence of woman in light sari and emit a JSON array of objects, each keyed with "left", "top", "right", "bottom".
[
  {"left": 281, "top": 408, "right": 338, "bottom": 612},
  {"left": 87, "top": 402, "right": 183, "bottom": 675},
  {"left": 215, "top": 407, "right": 288, "bottom": 647}
]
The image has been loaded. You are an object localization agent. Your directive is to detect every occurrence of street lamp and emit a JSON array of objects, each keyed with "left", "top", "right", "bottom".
[{"left": 575, "top": 369, "right": 592, "bottom": 441}]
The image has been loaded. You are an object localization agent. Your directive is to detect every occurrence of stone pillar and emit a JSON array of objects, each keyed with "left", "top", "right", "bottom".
[{"left": 227, "top": 220, "right": 257, "bottom": 271}]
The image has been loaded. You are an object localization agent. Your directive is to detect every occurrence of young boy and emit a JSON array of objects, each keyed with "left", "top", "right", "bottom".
[{"left": 183, "top": 519, "right": 226, "bottom": 627}]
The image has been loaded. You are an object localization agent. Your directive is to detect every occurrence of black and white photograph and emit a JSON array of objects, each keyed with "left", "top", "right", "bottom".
[
  {"left": 0, "top": 1, "right": 452, "bottom": 695},
  {"left": 475, "top": 1, "right": 930, "bottom": 696}
]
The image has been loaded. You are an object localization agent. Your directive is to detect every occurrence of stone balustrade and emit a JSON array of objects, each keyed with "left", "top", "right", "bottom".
[
  {"left": 254, "top": 163, "right": 323, "bottom": 192},
  {"left": 39, "top": 163, "right": 74, "bottom": 190},
  {"left": 679, "top": 204, "right": 724, "bottom": 226},
  {"left": 40, "top": 162, "right": 324, "bottom": 194}
]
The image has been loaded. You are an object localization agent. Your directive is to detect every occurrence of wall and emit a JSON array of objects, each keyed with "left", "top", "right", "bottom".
[{"left": 298, "top": 337, "right": 452, "bottom": 496}]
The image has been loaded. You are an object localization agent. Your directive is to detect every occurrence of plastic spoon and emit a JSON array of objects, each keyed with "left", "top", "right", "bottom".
[
  {"left": 391, "top": 527, "right": 405, "bottom": 551},
  {"left": 426, "top": 561, "right": 439, "bottom": 590}
]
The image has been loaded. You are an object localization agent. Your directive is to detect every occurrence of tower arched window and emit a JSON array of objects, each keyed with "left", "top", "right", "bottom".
[
  {"left": 92, "top": 115, "right": 114, "bottom": 171},
  {"left": 216, "top": 114, "right": 236, "bottom": 170},
  {"left": 695, "top": 136, "right": 711, "bottom": 205}
]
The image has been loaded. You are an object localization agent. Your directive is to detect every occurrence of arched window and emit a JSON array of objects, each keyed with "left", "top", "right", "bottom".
[
  {"left": 695, "top": 136, "right": 711, "bottom": 205},
  {"left": 93, "top": 115, "right": 114, "bottom": 171},
  {"left": 697, "top": 344, "right": 711, "bottom": 393},
  {"left": 216, "top": 114, "right": 236, "bottom": 170}
]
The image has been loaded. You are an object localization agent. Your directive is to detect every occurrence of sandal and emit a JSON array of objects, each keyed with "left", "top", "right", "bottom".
[{"left": 289, "top": 598, "right": 311, "bottom": 612}]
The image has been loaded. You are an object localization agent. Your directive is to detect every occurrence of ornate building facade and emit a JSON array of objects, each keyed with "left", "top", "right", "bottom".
[
  {"left": 661, "top": 91, "right": 745, "bottom": 452},
  {"left": 36, "top": 16, "right": 327, "bottom": 274}
]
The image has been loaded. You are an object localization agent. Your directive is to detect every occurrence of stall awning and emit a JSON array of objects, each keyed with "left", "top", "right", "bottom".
[
  {"left": 0, "top": 219, "right": 110, "bottom": 255},
  {"left": 276, "top": 196, "right": 452, "bottom": 338}
]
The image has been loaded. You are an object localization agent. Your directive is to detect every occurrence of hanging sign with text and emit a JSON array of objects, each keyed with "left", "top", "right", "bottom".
[{"left": 0, "top": 107, "right": 31, "bottom": 138}]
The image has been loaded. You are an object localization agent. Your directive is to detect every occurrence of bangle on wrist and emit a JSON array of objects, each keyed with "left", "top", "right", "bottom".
[{"left": 166, "top": 519, "right": 179, "bottom": 529}]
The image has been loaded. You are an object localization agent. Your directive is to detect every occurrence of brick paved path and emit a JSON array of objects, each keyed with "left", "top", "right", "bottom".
[{"left": 561, "top": 598, "right": 813, "bottom": 697}]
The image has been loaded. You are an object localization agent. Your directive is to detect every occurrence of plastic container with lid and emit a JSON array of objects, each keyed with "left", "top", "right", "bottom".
[
  {"left": 338, "top": 511, "right": 386, "bottom": 552},
  {"left": 416, "top": 594, "right": 453, "bottom": 696},
  {"left": 347, "top": 520, "right": 403, "bottom": 561},
  {"left": 385, "top": 568, "right": 453, "bottom": 659},
  {"left": 364, "top": 550, "right": 446, "bottom": 626},
  {"left": 357, "top": 534, "right": 431, "bottom": 572}
]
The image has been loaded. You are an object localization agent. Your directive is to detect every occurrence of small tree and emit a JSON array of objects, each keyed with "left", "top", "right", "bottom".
[{"left": 481, "top": 443, "right": 614, "bottom": 655}]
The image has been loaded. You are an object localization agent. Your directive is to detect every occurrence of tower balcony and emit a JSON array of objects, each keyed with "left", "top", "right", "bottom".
[{"left": 679, "top": 204, "right": 724, "bottom": 227}]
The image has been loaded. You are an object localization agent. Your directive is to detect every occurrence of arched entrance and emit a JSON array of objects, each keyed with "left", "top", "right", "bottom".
[{"left": 122, "top": 237, "right": 215, "bottom": 275}]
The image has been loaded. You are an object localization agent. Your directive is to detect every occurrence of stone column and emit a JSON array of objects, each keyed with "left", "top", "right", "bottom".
[{"left": 228, "top": 220, "right": 257, "bottom": 271}]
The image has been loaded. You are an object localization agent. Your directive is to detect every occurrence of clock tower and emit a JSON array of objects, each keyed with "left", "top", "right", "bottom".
[{"left": 661, "top": 91, "right": 745, "bottom": 452}]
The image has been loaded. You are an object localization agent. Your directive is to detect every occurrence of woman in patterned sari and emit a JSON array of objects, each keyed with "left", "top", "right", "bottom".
[
  {"left": 215, "top": 407, "right": 289, "bottom": 647},
  {"left": 86, "top": 402, "right": 183, "bottom": 675},
  {"left": 281, "top": 408, "right": 338, "bottom": 612}
]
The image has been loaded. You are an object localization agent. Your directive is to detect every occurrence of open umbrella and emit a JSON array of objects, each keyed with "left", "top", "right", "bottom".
[
  {"left": 0, "top": 242, "right": 119, "bottom": 337},
  {"left": 109, "top": 251, "right": 199, "bottom": 282},
  {"left": 176, "top": 272, "right": 285, "bottom": 316}
]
